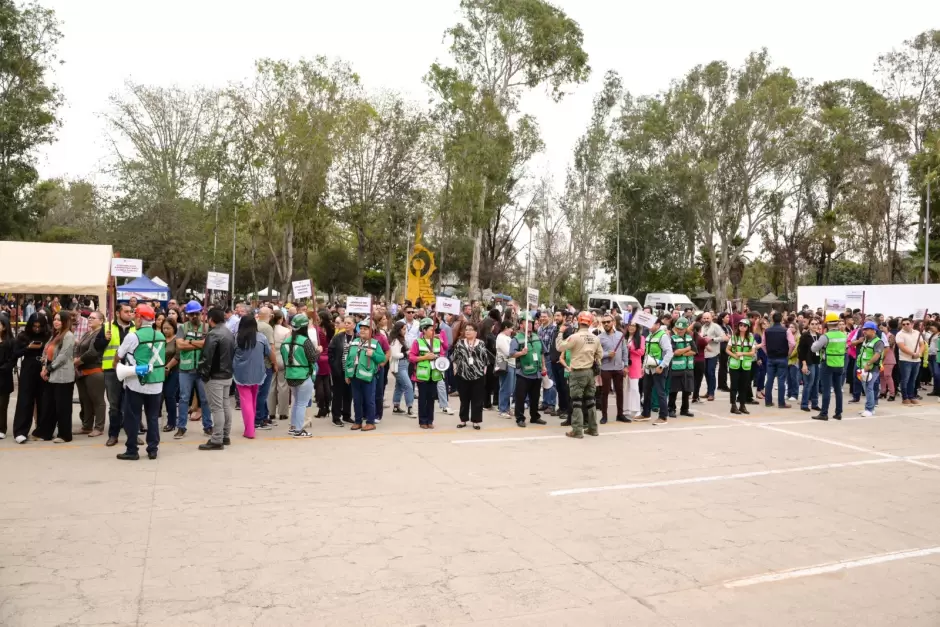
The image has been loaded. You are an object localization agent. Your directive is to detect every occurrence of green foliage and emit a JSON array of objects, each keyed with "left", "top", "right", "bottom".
[{"left": 0, "top": 0, "right": 62, "bottom": 238}]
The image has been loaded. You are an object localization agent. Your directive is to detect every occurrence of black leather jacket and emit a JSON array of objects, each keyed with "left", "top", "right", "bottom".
[{"left": 198, "top": 324, "right": 235, "bottom": 381}]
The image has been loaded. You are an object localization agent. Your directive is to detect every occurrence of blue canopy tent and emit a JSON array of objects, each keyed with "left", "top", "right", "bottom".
[{"left": 116, "top": 276, "right": 170, "bottom": 307}]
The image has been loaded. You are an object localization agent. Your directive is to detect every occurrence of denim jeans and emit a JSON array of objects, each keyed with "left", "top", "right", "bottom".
[
  {"left": 351, "top": 377, "right": 377, "bottom": 425},
  {"left": 162, "top": 368, "right": 180, "bottom": 429},
  {"left": 898, "top": 361, "right": 919, "bottom": 400},
  {"left": 437, "top": 379, "right": 449, "bottom": 409},
  {"left": 754, "top": 357, "right": 766, "bottom": 392},
  {"left": 498, "top": 367, "right": 516, "bottom": 413},
  {"left": 704, "top": 356, "right": 718, "bottom": 397},
  {"left": 764, "top": 358, "right": 788, "bottom": 406},
  {"left": 289, "top": 377, "right": 314, "bottom": 431},
  {"left": 541, "top": 355, "right": 557, "bottom": 407},
  {"left": 930, "top": 355, "right": 940, "bottom": 394},
  {"left": 787, "top": 364, "right": 800, "bottom": 399},
  {"left": 256, "top": 367, "right": 273, "bottom": 424},
  {"left": 392, "top": 360, "right": 414, "bottom": 407},
  {"left": 819, "top": 365, "right": 844, "bottom": 416},
  {"left": 800, "top": 364, "right": 819, "bottom": 410},
  {"left": 178, "top": 370, "right": 212, "bottom": 430},
  {"left": 864, "top": 370, "right": 881, "bottom": 412},
  {"left": 373, "top": 366, "right": 386, "bottom": 420}
]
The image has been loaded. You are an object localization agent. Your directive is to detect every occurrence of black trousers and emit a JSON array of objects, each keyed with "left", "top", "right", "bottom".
[
  {"left": 717, "top": 343, "right": 729, "bottom": 390},
  {"left": 417, "top": 380, "right": 437, "bottom": 425},
  {"left": 13, "top": 362, "right": 45, "bottom": 439},
  {"left": 483, "top": 366, "right": 497, "bottom": 409},
  {"left": 551, "top": 361, "right": 570, "bottom": 415},
  {"left": 600, "top": 370, "right": 624, "bottom": 418},
  {"left": 692, "top": 361, "right": 705, "bottom": 400},
  {"left": 36, "top": 381, "right": 75, "bottom": 441},
  {"left": 457, "top": 375, "right": 485, "bottom": 423},
  {"left": 514, "top": 376, "right": 542, "bottom": 422},
  {"left": 729, "top": 368, "right": 753, "bottom": 405},
  {"left": 330, "top": 372, "right": 351, "bottom": 421},
  {"left": 668, "top": 370, "right": 692, "bottom": 414},
  {"left": 315, "top": 374, "right": 333, "bottom": 416},
  {"left": 0, "top": 392, "right": 9, "bottom": 434},
  {"left": 641, "top": 372, "right": 668, "bottom": 418}
]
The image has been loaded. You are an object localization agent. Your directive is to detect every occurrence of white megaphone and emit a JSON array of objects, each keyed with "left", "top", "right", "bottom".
[{"left": 116, "top": 363, "right": 142, "bottom": 381}]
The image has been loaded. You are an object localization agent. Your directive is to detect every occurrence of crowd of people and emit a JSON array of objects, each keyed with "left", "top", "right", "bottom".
[{"left": 0, "top": 294, "right": 936, "bottom": 458}]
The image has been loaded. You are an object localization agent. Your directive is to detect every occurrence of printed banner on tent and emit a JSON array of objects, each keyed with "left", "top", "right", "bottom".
[
  {"left": 437, "top": 296, "right": 460, "bottom": 315},
  {"left": 207, "top": 271, "right": 229, "bottom": 291},
  {"left": 110, "top": 258, "right": 143, "bottom": 278},
  {"left": 346, "top": 296, "right": 372, "bottom": 315},
  {"left": 632, "top": 311, "right": 657, "bottom": 329},
  {"left": 292, "top": 279, "right": 312, "bottom": 299}
]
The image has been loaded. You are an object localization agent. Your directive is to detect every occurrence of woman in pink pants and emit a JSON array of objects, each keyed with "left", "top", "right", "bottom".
[{"left": 232, "top": 313, "right": 271, "bottom": 439}]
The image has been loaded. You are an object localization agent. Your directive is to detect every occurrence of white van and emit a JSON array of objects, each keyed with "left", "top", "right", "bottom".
[
  {"left": 587, "top": 293, "right": 641, "bottom": 313},
  {"left": 644, "top": 292, "right": 696, "bottom": 313}
]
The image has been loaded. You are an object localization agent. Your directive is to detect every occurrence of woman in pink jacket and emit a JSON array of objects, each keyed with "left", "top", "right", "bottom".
[{"left": 625, "top": 320, "right": 646, "bottom": 419}]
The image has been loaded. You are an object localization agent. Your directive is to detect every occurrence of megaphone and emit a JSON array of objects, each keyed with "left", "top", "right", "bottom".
[
  {"left": 541, "top": 374, "right": 554, "bottom": 390},
  {"left": 115, "top": 363, "right": 138, "bottom": 381}
]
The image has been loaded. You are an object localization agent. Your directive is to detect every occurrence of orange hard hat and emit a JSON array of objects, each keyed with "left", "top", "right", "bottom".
[
  {"left": 577, "top": 311, "right": 592, "bottom": 326},
  {"left": 135, "top": 304, "right": 155, "bottom": 320}
]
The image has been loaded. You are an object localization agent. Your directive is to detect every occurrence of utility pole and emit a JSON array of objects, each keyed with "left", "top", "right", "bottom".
[
  {"left": 927, "top": 176, "right": 932, "bottom": 285},
  {"left": 524, "top": 215, "right": 534, "bottom": 349},
  {"left": 616, "top": 203, "right": 621, "bottom": 294},
  {"left": 231, "top": 204, "right": 237, "bottom": 306}
]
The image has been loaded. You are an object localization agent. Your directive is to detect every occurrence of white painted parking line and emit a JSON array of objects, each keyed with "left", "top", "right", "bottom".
[
  {"left": 724, "top": 546, "right": 940, "bottom": 588},
  {"left": 451, "top": 423, "right": 737, "bottom": 444},
  {"left": 549, "top": 458, "right": 897, "bottom": 496}
]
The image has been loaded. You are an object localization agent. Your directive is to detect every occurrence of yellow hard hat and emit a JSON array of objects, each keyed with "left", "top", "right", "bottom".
[{"left": 825, "top": 312, "right": 840, "bottom": 324}]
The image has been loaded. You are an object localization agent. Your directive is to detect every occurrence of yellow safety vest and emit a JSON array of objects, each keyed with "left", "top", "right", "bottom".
[{"left": 102, "top": 322, "right": 136, "bottom": 370}]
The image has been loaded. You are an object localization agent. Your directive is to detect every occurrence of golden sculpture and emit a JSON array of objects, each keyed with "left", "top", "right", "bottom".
[{"left": 406, "top": 220, "right": 436, "bottom": 305}]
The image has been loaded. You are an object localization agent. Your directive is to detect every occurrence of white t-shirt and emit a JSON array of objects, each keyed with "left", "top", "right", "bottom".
[{"left": 896, "top": 329, "right": 923, "bottom": 363}]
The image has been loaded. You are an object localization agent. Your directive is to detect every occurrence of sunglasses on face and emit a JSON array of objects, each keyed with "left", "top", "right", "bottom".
[
  {"left": 602, "top": 321, "right": 612, "bottom": 324},
  {"left": 406, "top": 311, "right": 414, "bottom": 315}
]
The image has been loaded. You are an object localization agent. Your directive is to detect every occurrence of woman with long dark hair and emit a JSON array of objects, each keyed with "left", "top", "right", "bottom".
[
  {"left": 624, "top": 321, "right": 645, "bottom": 419},
  {"left": 389, "top": 320, "right": 414, "bottom": 416},
  {"left": 452, "top": 322, "right": 489, "bottom": 429},
  {"left": 160, "top": 318, "right": 180, "bottom": 433},
  {"left": 0, "top": 315, "right": 15, "bottom": 439},
  {"left": 37, "top": 311, "right": 76, "bottom": 442},
  {"left": 73, "top": 310, "right": 108, "bottom": 437},
  {"left": 716, "top": 312, "right": 732, "bottom": 392},
  {"left": 233, "top": 313, "right": 270, "bottom": 439},
  {"left": 11, "top": 313, "right": 50, "bottom": 443},
  {"left": 315, "top": 310, "right": 333, "bottom": 416}
]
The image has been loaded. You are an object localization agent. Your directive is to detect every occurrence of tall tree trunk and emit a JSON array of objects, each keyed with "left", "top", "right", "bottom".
[
  {"left": 468, "top": 179, "right": 487, "bottom": 301},
  {"left": 281, "top": 220, "right": 294, "bottom": 299},
  {"left": 266, "top": 263, "right": 275, "bottom": 301},
  {"left": 385, "top": 241, "right": 392, "bottom": 303},
  {"left": 355, "top": 225, "right": 366, "bottom": 293}
]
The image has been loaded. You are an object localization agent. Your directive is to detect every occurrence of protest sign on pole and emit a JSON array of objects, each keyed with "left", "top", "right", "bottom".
[
  {"left": 526, "top": 287, "right": 539, "bottom": 309},
  {"left": 207, "top": 271, "right": 230, "bottom": 292},
  {"left": 292, "top": 279, "right": 312, "bottom": 300},
  {"left": 914, "top": 308, "right": 929, "bottom": 321},
  {"left": 110, "top": 258, "right": 143, "bottom": 278},
  {"left": 824, "top": 298, "right": 845, "bottom": 315},
  {"left": 346, "top": 296, "right": 372, "bottom": 315},
  {"left": 437, "top": 296, "right": 460, "bottom": 315},
  {"left": 632, "top": 311, "right": 657, "bottom": 329}
]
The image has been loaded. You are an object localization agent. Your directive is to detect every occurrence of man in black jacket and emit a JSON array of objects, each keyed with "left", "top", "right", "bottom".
[
  {"left": 763, "top": 312, "right": 792, "bottom": 409},
  {"left": 328, "top": 316, "right": 355, "bottom": 425},
  {"left": 198, "top": 308, "right": 236, "bottom": 450}
]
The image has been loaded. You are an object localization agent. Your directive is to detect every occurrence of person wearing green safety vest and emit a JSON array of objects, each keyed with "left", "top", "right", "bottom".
[
  {"left": 345, "top": 322, "right": 385, "bottom": 431},
  {"left": 726, "top": 319, "right": 756, "bottom": 415},
  {"left": 174, "top": 301, "right": 211, "bottom": 439},
  {"left": 667, "top": 317, "right": 696, "bottom": 420},
  {"left": 410, "top": 318, "right": 442, "bottom": 428},
  {"left": 103, "top": 303, "right": 135, "bottom": 447},
  {"left": 857, "top": 321, "right": 885, "bottom": 417},
  {"left": 281, "top": 313, "right": 317, "bottom": 438},
  {"left": 640, "top": 314, "right": 673, "bottom": 424},
  {"left": 509, "top": 312, "right": 548, "bottom": 428},
  {"left": 811, "top": 313, "right": 847, "bottom": 421},
  {"left": 114, "top": 304, "right": 165, "bottom": 461}
]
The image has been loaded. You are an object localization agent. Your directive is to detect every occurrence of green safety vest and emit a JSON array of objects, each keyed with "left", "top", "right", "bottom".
[
  {"left": 822, "top": 330, "right": 847, "bottom": 368},
  {"left": 281, "top": 335, "right": 315, "bottom": 381},
  {"left": 728, "top": 335, "right": 754, "bottom": 371},
  {"left": 346, "top": 338, "right": 383, "bottom": 382},
  {"left": 133, "top": 326, "right": 166, "bottom": 384},
  {"left": 857, "top": 337, "right": 883, "bottom": 370},
  {"left": 515, "top": 333, "right": 543, "bottom": 376},
  {"left": 564, "top": 349, "right": 571, "bottom": 379},
  {"left": 671, "top": 332, "right": 692, "bottom": 371},
  {"left": 102, "top": 322, "right": 135, "bottom": 370},
  {"left": 415, "top": 338, "right": 443, "bottom": 382},
  {"left": 178, "top": 322, "right": 207, "bottom": 371},
  {"left": 647, "top": 329, "right": 665, "bottom": 363}
]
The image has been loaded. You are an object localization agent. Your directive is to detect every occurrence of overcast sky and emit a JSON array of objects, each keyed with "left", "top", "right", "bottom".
[{"left": 37, "top": 0, "right": 930, "bottom": 189}]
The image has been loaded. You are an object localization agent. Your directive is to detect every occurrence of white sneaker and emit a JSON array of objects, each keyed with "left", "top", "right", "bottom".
[
  {"left": 15, "top": 435, "right": 26, "bottom": 444},
  {"left": 0, "top": 432, "right": 5, "bottom": 439},
  {"left": 442, "top": 407, "right": 453, "bottom": 415},
  {"left": 498, "top": 412, "right": 511, "bottom": 419},
  {"left": 861, "top": 410, "right": 873, "bottom": 417}
]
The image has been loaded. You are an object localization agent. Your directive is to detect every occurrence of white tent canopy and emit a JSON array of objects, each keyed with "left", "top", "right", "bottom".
[{"left": 0, "top": 241, "right": 114, "bottom": 305}]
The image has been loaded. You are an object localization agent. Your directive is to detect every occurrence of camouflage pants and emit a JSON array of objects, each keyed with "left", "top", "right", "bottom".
[{"left": 568, "top": 369, "right": 597, "bottom": 436}]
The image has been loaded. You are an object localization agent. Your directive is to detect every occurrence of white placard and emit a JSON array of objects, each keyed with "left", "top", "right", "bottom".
[
  {"left": 437, "top": 296, "right": 460, "bottom": 315},
  {"left": 346, "top": 296, "right": 372, "bottom": 315},
  {"left": 914, "top": 308, "right": 929, "bottom": 321},
  {"left": 631, "top": 311, "right": 657, "bottom": 329},
  {"left": 292, "top": 279, "right": 312, "bottom": 299},
  {"left": 110, "top": 258, "right": 143, "bottom": 278},
  {"left": 526, "top": 287, "right": 539, "bottom": 308},
  {"left": 825, "top": 298, "right": 846, "bottom": 312},
  {"left": 207, "top": 271, "right": 230, "bottom": 292},
  {"left": 846, "top": 290, "right": 864, "bottom": 306}
]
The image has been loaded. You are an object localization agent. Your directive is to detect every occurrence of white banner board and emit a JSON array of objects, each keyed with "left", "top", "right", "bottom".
[
  {"left": 346, "top": 296, "right": 372, "bottom": 315},
  {"left": 631, "top": 311, "right": 657, "bottom": 329},
  {"left": 437, "top": 296, "right": 460, "bottom": 315},
  {"left": 526, "top": 287, "right": 539, "bottom": 308},
  {"left": 207, "top": 271, "right": 230, "bottom": 291},
  {"left": 292, "top": 279, "right": 312, "bottom": 299},
  {"left": 110, "top": 258, "right": 143, "bottom": 278},
  {"left": 914, "top": 308, "right": 929, "bottom": 321}
]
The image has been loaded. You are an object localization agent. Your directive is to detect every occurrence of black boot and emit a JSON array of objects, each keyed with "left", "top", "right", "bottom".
[
  {"left": 730, "top": 404, "right": 741, "bottom": 414},
  {"left": 739, "top": 402, "right": 749, "bottom": 415}
]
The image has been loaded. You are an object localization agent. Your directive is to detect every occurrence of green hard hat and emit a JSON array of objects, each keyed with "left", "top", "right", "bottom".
[
  {"left": 291, "top": 313, "right": 309, "bottom": 329},
  {"left": 419, "top": 317, "right": 435, "bottom": 330},
  {"left": 674, "top": 317, "right": 690, "bottom": 330}
]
